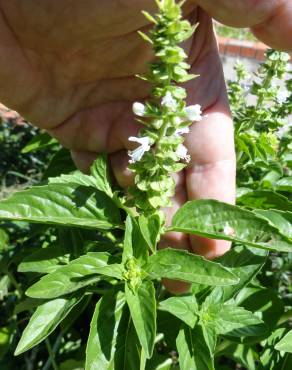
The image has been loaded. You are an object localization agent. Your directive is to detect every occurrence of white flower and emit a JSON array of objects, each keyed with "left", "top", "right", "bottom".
[
  {"left": 185, "top": 104, "right": 202, "bottom": 121},
  {"left": 277, "top": 121, "right": 292, "bottom": 138},
  {"left": 223, "top": 225, "right": 235, "bottom": 236},
  {"left": 162, "top": 92, "right": 177, "bottom": 110},
  {"left": 128, "top": 136, "right": 151, "bottom": 163},
  {"left": 132, "top": 102, "right": 146, "bottom": 117},
  {"left": 277, "top": 89, "right": 290, "bottom": 104},
  {"left": 175, "top": 126, "right": 190, "bottom": 135},
  {"left": 176, "top": 144, "right": 191, "bottom": 163}
]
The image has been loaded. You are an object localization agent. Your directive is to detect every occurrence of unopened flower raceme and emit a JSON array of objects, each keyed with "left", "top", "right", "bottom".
[
  {"left": 185, "top": 104, "right": 202, "bottom": 121},
  {"left": 133, "top": 102, "right": 146, "bottom": 117},
  {"left": 128, "top": 136, "right": 151, "bottom": 163}
]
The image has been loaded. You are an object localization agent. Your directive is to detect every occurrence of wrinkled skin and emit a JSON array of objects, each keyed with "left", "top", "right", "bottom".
[{"left": 0, "top": 0, "right": 291, "bottom": 292}]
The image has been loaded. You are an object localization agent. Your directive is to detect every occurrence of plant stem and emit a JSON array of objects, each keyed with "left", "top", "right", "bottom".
[{"left": 45, "top": 338, "right": 58, "bottom": 370}]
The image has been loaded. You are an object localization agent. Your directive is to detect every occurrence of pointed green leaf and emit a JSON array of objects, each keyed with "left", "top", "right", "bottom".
[
  {"left": 138, "top": 214, "right": 161, "bottom": 253},
  {"left": 202, "top": 304, "right": 267, "bottom": 337},
  {"left": 237, "top": 190, "right": 292, "bottom": 211},
  {"left": 125, "top": 281, "right": 156, "bottom": 359},
  {"left": 21, "top": 133, "right": 58, "bottom": 153},
  {"left": 18, "top": 243, "right": 69, "bottom": 274},
  {"left": 159, "top": 295, "right": 199, "bottom": 328},
  {"left": 85, "top": 290, "right": 126, "bottom": 369},
  {"left": 171, "top": 200, "right": 292, "bottom": 252},
  {"left": 90, "top": 155, "right": 113, "bottom": 196},
  {"left": 15, "top": 295, "right": 82, "bottom": 355},
  {"left": 26, "top": 252, "right": 123, "bottom": 299},
  {"left": 0, "top": 183, "right": 121, "bottom": 229},
  {"left": 204, "top": 246, "right": 268, "bottom": 304},
  {"left": 146, "top": 248, "right": 238, "bottom": 286},
  {"left": 254, "top": 209, "right": 292, "bottom": 238},
  {"left": 275, "top": 330, "right": 292, "bottom": 353},
  {"left": 122, "top": 216, "right": 148, "bottom": 263},
  {"left": 176, "top": 324, "right": 215, "bottom": 370}
]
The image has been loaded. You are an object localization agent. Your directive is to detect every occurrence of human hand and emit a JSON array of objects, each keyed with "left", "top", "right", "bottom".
[{"left": 0, "top": 1, "right": 291, "bottom": 293}]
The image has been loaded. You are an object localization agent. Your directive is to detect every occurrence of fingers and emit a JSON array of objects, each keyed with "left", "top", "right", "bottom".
[
  {"left": 196, "top": 0, "right": 292, "bottom": 50},
  {"left": 186, "top": 111, "right": 236, "bottom": 258},
  {"left": 184, "top": 9, "right": 236, "bottom": 259}
]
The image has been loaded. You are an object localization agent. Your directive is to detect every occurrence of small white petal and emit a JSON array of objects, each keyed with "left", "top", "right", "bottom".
[
  {"left": 185, "top": 104, "right": 202, "bottom": 121},
  {"left": 162, "top": 92, "right": 177, "bottom": 110},
  {"left": 277, "top": 90, "right": 290, "bottom": 104},
  {"left": 132, "top": 102, "right": 146, "bottom": 116},
  {"left": 128, "top": 136, "right": 151, "bottom": 163},
  {"left": 175, "top": 126, "right": 190, "bottom": 135},
  {"left": 176, "top": 144, "right": 191, "bottom": 163}
]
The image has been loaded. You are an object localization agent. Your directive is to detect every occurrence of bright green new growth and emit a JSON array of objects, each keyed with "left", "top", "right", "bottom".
[{"left": 128, "top": 0, "right": 200, "bottom": 214}]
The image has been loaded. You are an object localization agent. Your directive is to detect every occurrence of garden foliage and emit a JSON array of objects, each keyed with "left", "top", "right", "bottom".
[{"left": 0, "top": 1, "right": 291, "bottom": 369}]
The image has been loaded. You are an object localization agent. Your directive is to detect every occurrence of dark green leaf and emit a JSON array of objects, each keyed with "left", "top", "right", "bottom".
[
  {"left": 0, "top": 183, "right": 121, "bottom": 229},
  {"left": 176, "top": 324, "right": 215, "bottom": 370},
  {"left": 159, "top": 295, "right": 199, "bottom": 328},
  {"left": 237, "top": 190, "right": 292, "bottom": 211},
  {"left": 85, "top": 290, "right": 126, "bottom": 369},
  {"left": 26, "top": 252, "right": 123, "bottom": 299},
  {"left": 21, "top": 133, "right": 58, "bottom": 153},
  {"left": 125, "top": 280, "right": 156, "bottom": 359},
  {"left": 122, "top": 216, "right": 148, "bottom": 263},
  {"left": 15, "top": 294, "right": 82, "bottom": 355},
  {"left": 146, "top": 248, "right": 238, "bottom": 286},
  {"left": 18, "top": 243, "right": 69, "bottom": 274},
  {"left": 171, "top": 200, "right": 292, "bottom": 252},
  {"left": 138, "top": 214, "right": 161, "bottom": 253}
]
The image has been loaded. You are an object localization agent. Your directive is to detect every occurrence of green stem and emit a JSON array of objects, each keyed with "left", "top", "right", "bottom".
[
  {"left": 140, "top": 348, "right": 147, "bottom": 370},
  {"left": 7, "top": 270, "right": 23, "bottom": 298},
  {"left": 45, "top": 338, "right": 59, "bottom": 370}
]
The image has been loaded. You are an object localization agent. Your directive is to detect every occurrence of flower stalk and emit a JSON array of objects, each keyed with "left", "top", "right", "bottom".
[{"left": 127, "top": 0, "right": 201, "bottom": 216}]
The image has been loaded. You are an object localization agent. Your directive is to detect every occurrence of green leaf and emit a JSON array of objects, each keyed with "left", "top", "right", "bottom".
[
  {"left": 275, "top": 330, "right": 292, "bottom": 353},
  {"left": 122, "top": 216, "right": 148, "bottom": 264},
  {"left": 18, "top": 243, "right": 69, "bottom": 274},
  {"left": 138, "top": 214, "right": 161, "bottom": 253},
  {"left": 234, "top": 286, "right": 284, "bottom": 331},
  {"left": 159, "top": 295, "right": 199, "bottom": 328},
  {"left": 26, "top": 252, "right": 123, "bottom": 299},
  {"left": 171, "top": 199, "right": 292, "bottom": 252},
  {"left": 0, "top": 325, "right": 13, "bottom": 360},
  {"left": 206, "top": 246, "right": 268, "bottom": 304},
  {"left": 274, "top": 177, "right": 292, "bottom": 192},
  {"left": 254, "top": 209, "right": 292, "bottom": 238},
  {"left": 85, "top": 290, "right": 126, "bottom": 370},
  {"left": 21, "top": 133, "right": 58, "bottom": 153},
  {"left": 43, "top": 147, "right": 76, "bottom": 179},
  {"left": 146, "top": 248, "right": 238, "bottom": 286},
  {"left": 125, "top": 280, "right": 156, "bottom": 359},
  {"left": 176, "top": 324, "right": 215, "bottom": 370},
  {"left": 237, "top": 190, "right": 292, "bottom": 211},
  {"left": 90, "top": 155, "right": 114, "bottom": 197},
  {"left": 216, "top": 342, "right": 257, "bottom": 370},
  {"left": 202, "top": 304, "right": 267, "bottom": 337},
  {"left": 0, "top": 229, "right": 8, "bottom": 250},
  {"left": 15, "top": 294, "right": 82, "bottom": 355},
  {"left": 114, "top": 309, "right": 142, "bottom": 370},
  {"left": 260, "top": 328, "right": 292, "bottom": 369},
  {"left": 0, "top": 183, "right": 121, "bottom": 229}
]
